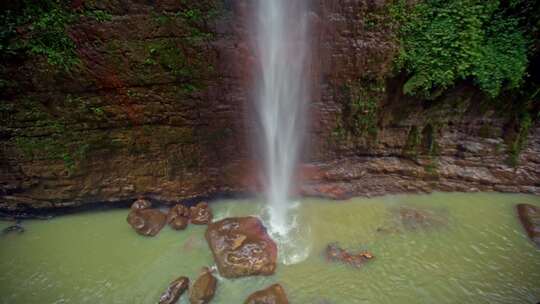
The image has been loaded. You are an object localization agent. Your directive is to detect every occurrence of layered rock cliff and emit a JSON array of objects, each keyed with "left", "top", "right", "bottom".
[{"left": 1, "top": 0, "right": 538, "bottom": 214}]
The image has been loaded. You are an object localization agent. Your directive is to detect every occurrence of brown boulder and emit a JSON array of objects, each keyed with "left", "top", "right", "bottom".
[
  {"left": 159, "top": 276, "right": 189, "bottom": 304},
  {"left": 126, "top": 209, "right": 167, "bottom": 236},
  {"left": 205, "top": 216, "right": 277, "bottom": 278},
  {"left": 168, "top": 204, "right": 190, "bottom": 230},
  {"left": 516, "top": 203, "right": 540, "bottom": 247},
  {"left": 190, "top": 202, "right": 213, "bottom": 225},
  {"left": 189, "top": 267, "right": 217, "bottom": 304},
  {"left": 131, "top": 198, "right": 152, "bottom": 210},
  {"left": 325, "top": 243, "right": 374, "bottom": 268},
  {"left": 244, "top": 284, "right": 289, "bottom": 304}
]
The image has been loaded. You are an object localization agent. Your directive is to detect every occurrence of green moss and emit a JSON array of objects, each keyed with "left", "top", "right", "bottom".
[
  {"left": 507, "top": 112, "right": 532, "bottom": 166},
  {"left": 336, "top": 79, "right": 384, "bottom": 144},
  {"left": 403, "top": 126, "right": 421, "bottom": 159}
]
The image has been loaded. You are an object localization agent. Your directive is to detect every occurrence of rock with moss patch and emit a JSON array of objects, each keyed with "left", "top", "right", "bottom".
[
  {"left": 244, "top": 283, "right": 289, "bottom": 304},
  {"left": 127, "top": 209, "right": 167, "bottom": 236},
  {"left": 167, "top": 204, "right": 190, "bottom": 230}
]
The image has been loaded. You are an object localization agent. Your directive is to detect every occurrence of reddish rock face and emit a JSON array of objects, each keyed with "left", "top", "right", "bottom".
[
  {"left": 189, "top": 267, "right": 217, "bottom": 304},
  {"left": 159, "top": 276, "right": 189, "bottom": 304},
  {"left": 190, "top": 202, "right": 213, "bottom": 225},
  {"left": 325, "top": 243, "right": 374, "bottom": 268},
  {"left": 126, "top": 209, "right": 167, "bottom": 236},
  {"left": 516, "top": 204, "right": 540, "bottom": 247},
  {"left": 167, "top": 204, "right": 190, "bottom": 230},
  {"left": 244, "top": 284, "right": 289, "bottom": 304},
  {"left": 205, "top": 216, "right": 277, "bottom": 278},
  {"left": 131, "top": 198, "right": 152, "bottom": 210}
]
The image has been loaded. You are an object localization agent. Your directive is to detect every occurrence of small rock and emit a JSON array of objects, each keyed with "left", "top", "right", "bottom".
[
  {"left": 190, "top": 202, "right": 212, "bottom": 225},
  {"left": 168, "top": 204, "right": 190, "bottom": 230},
  {"left": 2, "top": 220, "right": 24, "bottom": 235},
  {"left": 205, "top": 216, "right": 277, "bottom": 278},
  {"left": 159, "top": 276, "right": 189, "bottom": 304},
  {"left": 126, "top": 209, "right": 167, "bottom": 236},
  {"left": 516, "top": 203, "right": 540, "bottom": 247},
  {"left": 325, "top": 243, "right": 374, "bottom": 268},
  {"left": 189, "top": 267, "right": 217, "bottom": 304},
  {"left": 131, "top": 198, "right": 152, "bottom": 210},
  {"left": 244, "top": 283, "right": 289, "bottom": 304}
]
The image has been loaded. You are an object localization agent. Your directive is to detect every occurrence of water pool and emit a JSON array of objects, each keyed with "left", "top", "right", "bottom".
[{"left": 1, "top": 192, "right": 539, "bottom": 304}]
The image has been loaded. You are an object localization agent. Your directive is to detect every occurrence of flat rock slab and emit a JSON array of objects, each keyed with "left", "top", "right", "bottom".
[
  {"left": 516, "top": 203, "right": 540, "bottom": 247},
  {"left": 205, "top": 216, "right": 277, "bottom": 278},
  {"left": 244, "top": 283, "right": 289, "bottom": 304}
]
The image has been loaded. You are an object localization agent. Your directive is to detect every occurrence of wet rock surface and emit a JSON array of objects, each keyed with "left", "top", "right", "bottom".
[
  {"left": 244, "top": 283, "right": 289, "bottom": 304},
  {"left": 325, "top": 243, "right": 374, "bottom": 268},
  {"left": 516, "top": 204, "right": 540, "bottom": 247},
  {"left": 159, "top": 276, "right": 189, "bottom": 304},
  {"left": 126, "top": 209, "right": 167, "bottom": 236},
  {"left": 205, "top": 216, "right": 277, "bottom": 278},
  {"left": 190, "top": 202, "right": 212, "bottom": 225},
  {"left": 189, "top": 267, "right": 217, "bottom": 304},
  {"left": 131, "top": 198, "right": 152, "bottom": 210},
  {"left": 167, "top": 204, "right": 190, "bottom": 230}
]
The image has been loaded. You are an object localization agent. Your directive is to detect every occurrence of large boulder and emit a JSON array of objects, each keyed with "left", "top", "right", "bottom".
[
  {"left": 131, "top": 198, "right": 152, "bottom": 210},
  {"left": 244, "top": 284, "right": 289, "bottom": 304},
  {"left": 205, "top": 216, "right": 277, "bottom": 278},
  {"left": 516, "top": 203, "right": 540, "bottom": 247},
  {"left": 190, "top": 202, "right": 213, "bottom": 225},
  {"left": 159, "top": 276, "right": 189, "bottom": 304},
  {"left": 325, "top": 243, "right": 374, "bottom": 268},
  {"left": 189, "top": 267, "right": 217, "bottom": 304},
  {"left": 126, "top": 209, "right": 167, "bottom": 236},
  {"left": 167, "top": 204, "right": 190, "bottom": 230}
]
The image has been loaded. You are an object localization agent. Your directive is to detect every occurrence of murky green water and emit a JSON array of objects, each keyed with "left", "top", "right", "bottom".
[{"left": 1, "top": 193, "right": 539, "bottom": 304}]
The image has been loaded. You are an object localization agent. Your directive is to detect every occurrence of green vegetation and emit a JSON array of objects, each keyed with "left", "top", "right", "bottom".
[
  {"left": 0, "top": 1, "right": 113, "bottom": 72},
  {"left": 391, "top": 0, "right": 529, "bottom": 98},
  {"left": 335, "top": 80, "right": 384, "bottom": 143}
]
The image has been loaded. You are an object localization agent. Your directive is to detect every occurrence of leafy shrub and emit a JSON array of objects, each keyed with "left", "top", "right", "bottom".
[{"left": 392, "top": 0, "right": 529, "bottom": 98}]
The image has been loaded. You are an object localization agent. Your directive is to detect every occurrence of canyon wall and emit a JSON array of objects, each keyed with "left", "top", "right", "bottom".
[{"left": 1, "top": 0, "right": 538, "bottom": 214}]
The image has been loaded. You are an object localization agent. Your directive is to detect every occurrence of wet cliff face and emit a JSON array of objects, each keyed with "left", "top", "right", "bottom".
[{"left": 0, "top": 0, "right": 538, "bottom": 212}]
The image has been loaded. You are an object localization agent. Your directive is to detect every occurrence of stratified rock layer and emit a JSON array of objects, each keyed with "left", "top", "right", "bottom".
[
  {"left": 516, "top": 204, "right": 540, "bottom": 247},
  {"left": 126, "top": 208, "right": 167, "bottom": 236},
  {"left": 244, "top": 284, "right": 289, "bottom": 304},
  {"left": 205, "top": 216, "right": 277, "bottom": 278}
]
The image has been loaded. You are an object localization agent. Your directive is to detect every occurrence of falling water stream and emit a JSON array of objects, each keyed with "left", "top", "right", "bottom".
[{"left": 255, "top": 0, "right": 311, "bottom": 237}]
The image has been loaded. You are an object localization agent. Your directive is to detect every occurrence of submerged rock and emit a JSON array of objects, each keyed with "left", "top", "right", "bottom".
[
  {"left": 159, "top": 276, "right": 189, "bottom": 304},
  {"left": 398, "top": 207, "right": 446, "bottom": 230},
  {"left": 189, "top": 267, "right": 217, "bottom": 304},
  {"left": 126, "top": 209, "right": 167, "bottom": 236},
  {"left": 131, "top": 198, "right": 152, "bottom": 210},
  {"left": 516, "top": 203, "right": 540, "bottom": 247},
  {"left": 244, "top": 283, "right": 289, "bottom": 304},
  {"left": 205, "top": 216, "right": 277, "bottom": 278},
  {"left": 167, "top": 204, "right": 190, "bottom": 230},
  {"left": 2, "top": 220, "right": 24, "bottom": 235},
  {"left": 190, "top": 202, "right": 212, "bottom": 225},
  {"left": 325, "top": 243, "right": 374, "bottom": 268}
]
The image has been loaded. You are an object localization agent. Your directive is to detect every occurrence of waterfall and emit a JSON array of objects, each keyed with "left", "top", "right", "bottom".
[{"left": 255, "top": 0, "right": 311, "bottom": 237}]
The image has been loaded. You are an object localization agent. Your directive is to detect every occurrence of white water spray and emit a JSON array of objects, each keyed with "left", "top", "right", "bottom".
[{"left": 255, "top": 0, "right": 311, "bottom": 237}]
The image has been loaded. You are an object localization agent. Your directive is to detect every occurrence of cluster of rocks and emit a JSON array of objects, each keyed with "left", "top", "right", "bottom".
[
  {"left": 126, "top": 198, "right": 289, "bottom": 304},
  {"left": 126, "top": 198, "right": 212, "bottom": 236}
]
